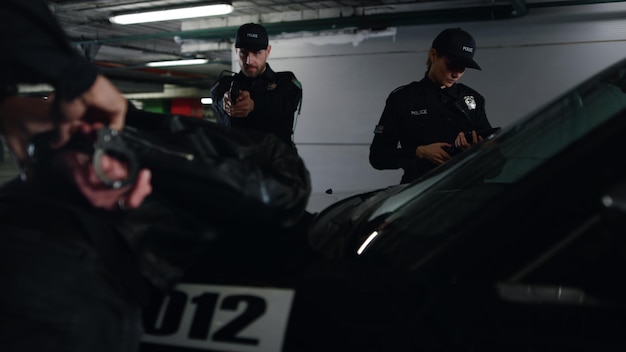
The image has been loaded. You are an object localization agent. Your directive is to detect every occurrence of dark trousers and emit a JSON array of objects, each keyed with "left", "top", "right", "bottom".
[{"left": 0, "top": 224, "right": 143, "bottom": 352}]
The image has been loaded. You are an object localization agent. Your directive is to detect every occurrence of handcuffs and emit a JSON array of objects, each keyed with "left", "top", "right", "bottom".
[{"left": 27, "top": 127, "right": 139, "bottom": 189}]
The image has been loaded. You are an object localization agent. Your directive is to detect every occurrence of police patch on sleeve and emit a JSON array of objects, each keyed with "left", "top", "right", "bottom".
[{"left": 292, "top": 77, "right": 302, "bottom": 90}]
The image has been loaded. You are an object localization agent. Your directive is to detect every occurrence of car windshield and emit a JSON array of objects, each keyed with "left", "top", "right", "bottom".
[{"left": 369, "top": 57, "right": 626, "bottom": 246}]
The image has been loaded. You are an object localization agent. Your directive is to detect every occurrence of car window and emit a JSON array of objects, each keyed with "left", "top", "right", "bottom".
[{"left": 361, "top": 59, "right": 626, "bottom": 262}]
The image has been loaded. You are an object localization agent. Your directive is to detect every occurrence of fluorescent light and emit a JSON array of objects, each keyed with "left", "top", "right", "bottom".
[
  {"left": 110, "top": 4, "right": 233, "bottom": 25},
  {"left": 146, "top": 58, "right": 209, "bottom": 67},
  {"left": 201, "top": 97, "right": 213, "bottom": 105}
]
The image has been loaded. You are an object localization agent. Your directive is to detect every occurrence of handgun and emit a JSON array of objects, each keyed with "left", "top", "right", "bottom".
[
  {"left": 445, "top": 127, "right": 501, "bottom": 156},
  {"left": 229, "top": 80, "right": 240, "bottom": 103},
  {"left": 463, "top": 127, "right": 501, "bottom": 142}
]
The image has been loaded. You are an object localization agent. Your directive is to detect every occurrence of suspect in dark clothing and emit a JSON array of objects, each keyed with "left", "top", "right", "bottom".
[
  {"left": 369, "top": 28, "right": 493, "bottom": 184},
  {"left": 211, "top": 23, "right": 302, "bottom": 149},
  {"left": 0, "top": 1, "right": 152, "bottom": 351}
]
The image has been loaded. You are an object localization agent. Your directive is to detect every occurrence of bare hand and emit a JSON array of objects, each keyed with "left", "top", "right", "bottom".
[
  {"left": 223, "top": 90, "right": 254, "bottom": 118},
  {"left": 452, "top": 130, "right": 483, "bottom": 151},
  {"left": 0, "top": 76, "right": 151, "bottom": 211},
  {"left": 416, "top": 142, "right": 452, "bottom": 165},
  {"left": 0, "top": 75, "right": 127, "bottom": 164},
  {"left": 54, "top": 74, "right": 127, "bottom": 149},
  {"left": 55, "top": 149, "right": 152, "bottom": 211}
]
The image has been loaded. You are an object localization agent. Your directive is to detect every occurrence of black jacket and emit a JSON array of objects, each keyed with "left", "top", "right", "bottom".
[
  {"left": 0, "top": 0, "right": 98, "bottom": 100},
  {"left": 369, "top": 74, "right": 491, "bottom": 184},
  {"left": 210, "top": 64, "right": 302, "bottom": 148}
]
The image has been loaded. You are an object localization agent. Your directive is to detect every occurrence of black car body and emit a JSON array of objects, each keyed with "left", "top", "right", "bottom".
[{"left": 140, "top": 57, "right": 626, "bottom": 352}]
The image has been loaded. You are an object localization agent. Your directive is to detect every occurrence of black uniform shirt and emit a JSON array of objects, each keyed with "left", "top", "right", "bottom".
[
  {"left": 210, "top": 63, "right": 302, "bottom": 148},
  {"left": 369, "top": 74, "right": 491, "bottom": 184}
]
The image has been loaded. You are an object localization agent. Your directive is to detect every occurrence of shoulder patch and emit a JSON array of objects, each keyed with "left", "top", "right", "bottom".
[
  {"left": 277, "top": 71, "right": 302, "bottom": 90},
  {"left": 292, "top": 76, "right": 302, "bottom": 90}
]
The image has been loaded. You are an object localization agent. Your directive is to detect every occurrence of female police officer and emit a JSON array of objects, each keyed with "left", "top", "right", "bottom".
[{"left": 369, "top": 28, "right": 494, "bottom": 184}]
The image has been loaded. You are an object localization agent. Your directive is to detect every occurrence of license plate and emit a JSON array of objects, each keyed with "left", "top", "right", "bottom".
[{"left": 142, "top": 283, "right": 295, "bottom": 352}]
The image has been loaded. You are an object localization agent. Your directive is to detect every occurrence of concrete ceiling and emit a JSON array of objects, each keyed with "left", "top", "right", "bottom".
[{"left": 44, "top": 0, "right": 625, "bottom": 99}]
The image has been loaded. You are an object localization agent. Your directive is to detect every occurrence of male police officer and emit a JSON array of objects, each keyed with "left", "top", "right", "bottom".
[
  {"left": 211, "top": 23, "right": 302, "bottom": 149},
  {"left": 369, "top": 27, "right": 494, "bottom": 184}
]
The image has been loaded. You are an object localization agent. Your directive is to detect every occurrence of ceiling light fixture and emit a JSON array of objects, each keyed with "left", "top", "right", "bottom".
[
  {"left": 110, "top": 4, "right": 233, "bottom": 25},
  {"left": 146, "top": 58, "right": 209, "bottom": 67}
]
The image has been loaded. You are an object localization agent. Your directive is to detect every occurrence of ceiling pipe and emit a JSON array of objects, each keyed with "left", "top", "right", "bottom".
[
  {"left": 511, "top": 0, "right": 529, "bottom": 16},
  {"left": 68, "top": 0, "right": 625, "bottom": 47},
  {"left": 70, "top": 2, "right": 523, "bottom": 46},
  {"left": 527, "top": 0, "right": 626, "bottom": 7}
]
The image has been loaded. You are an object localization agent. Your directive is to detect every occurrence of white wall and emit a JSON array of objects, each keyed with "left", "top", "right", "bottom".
[{"left": 234, "top": 3, "right": 626, "bottom": 212}]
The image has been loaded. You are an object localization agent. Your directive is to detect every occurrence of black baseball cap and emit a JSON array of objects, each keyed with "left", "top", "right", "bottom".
[
  {"left": 432, "top": 28, "right": 481, "bottom": 70},
  {"left": 235, "top": 23, "right": 269, "bottom": 50}
]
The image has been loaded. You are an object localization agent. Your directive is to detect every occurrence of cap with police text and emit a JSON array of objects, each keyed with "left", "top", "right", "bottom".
[
  {"left": 432, "top": 28, "right": 481, "bottom": 70},
  {"left": 235, "top": 23, "right": 269, "bottom": 50}
]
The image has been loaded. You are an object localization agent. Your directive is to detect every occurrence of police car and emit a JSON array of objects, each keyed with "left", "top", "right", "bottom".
[{"left": 140, "top": 57, "right": 626, "bottom": 351}]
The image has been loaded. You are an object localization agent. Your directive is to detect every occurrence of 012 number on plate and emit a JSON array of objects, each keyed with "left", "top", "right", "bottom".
[{"left": 142, "top": 284, "right": 295, "bottom": 352}]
